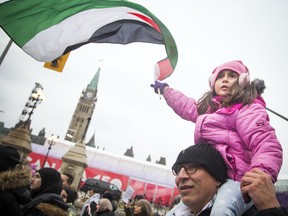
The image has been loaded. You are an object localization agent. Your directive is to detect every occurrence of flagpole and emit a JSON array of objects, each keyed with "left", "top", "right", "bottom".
[
  {"left": 266, "top": 107, "right": 288, "bottom": 122},
  {"left": 0, "top": 39, "right": 13, "bottom": 66}
]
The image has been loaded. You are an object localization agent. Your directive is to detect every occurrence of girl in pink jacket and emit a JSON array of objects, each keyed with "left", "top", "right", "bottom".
[{"left": 151, "top": 60, "right": 283, "bottom": 216}]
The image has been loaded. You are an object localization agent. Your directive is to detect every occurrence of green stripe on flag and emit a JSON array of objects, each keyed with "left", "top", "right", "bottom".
[
  {"left": 0, "top": 0, "right": 156, "bottom": 47},
  {"left": 0, "top": 0, "right": 177, "bottom": 73}
]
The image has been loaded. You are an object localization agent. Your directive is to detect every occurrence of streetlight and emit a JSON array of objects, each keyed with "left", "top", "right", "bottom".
[
  {"left": 20, "top": 82, "right": 45, "bottom": 124},
  {"left": 42, "top": 134, "right": 59, "bottom": 168}
]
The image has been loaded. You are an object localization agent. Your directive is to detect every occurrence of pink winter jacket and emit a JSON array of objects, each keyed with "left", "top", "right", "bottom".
[{"left": 164, "top": 87, "right": 283, "bottom": 182}]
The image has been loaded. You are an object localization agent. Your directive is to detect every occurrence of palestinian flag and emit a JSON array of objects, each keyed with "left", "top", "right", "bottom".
[{"left": 0, "top": 0, "right": 178, "bottom": 80}]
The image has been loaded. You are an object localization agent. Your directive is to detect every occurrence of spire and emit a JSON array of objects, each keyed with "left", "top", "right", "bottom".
[
  {"left": 124, "top": 146, "right": 134, "bottom": 157},
  {"left": 156, "top": 157, "right": 166, "bottom": 165},
  {"left": 146, "top": 155, "right": 151, "bottom": 162},
  {"left": 87, "top": 68, "right": 100, "bottom": 91},
  {"left": 86, "top": 133, "right": 96, "bottom": 148}
]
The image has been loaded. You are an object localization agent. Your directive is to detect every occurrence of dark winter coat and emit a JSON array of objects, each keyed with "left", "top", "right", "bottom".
[
  {"left": 20, "top": 168, "right": 69, "bottom": 216},
  {"left": 20, "top": 193, "right": 69, "bottom": 216},
  {"left": 0, "top": 166, "right": 31, "bottom": 216}
]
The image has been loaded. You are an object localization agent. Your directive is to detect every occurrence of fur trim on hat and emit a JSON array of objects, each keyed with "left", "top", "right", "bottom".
[{"left": 252, "top": 78, "right": 266, "bottom": 95}]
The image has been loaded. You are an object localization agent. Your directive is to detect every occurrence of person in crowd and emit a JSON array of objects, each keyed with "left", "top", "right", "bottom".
[
  {"left": 103, "top": 191, "right": 118, "bottom": 214},
  {"left": 20, "top": 167, "right": 69, "bottom": 216},
  {"left": 170, "top": 195, "right": 181, "bottom": 210},
  {"left": 80, "top": 189, "right": 101, "bottom": 216},
  {"left": 62, "top": 186, "right": 77, "bottom": 205},
  {"left": 124, "top": 194, "right": 145, "bottom": 216},
  {"left": 0, "top": 144, "right": 31, "bottom": 216},
  {"left": 93, "top": 198, "right": 114, "bottom": 216},
  {"left": 61, "top": 172, "right": 74, "bottom": 188},
  {"left": 151, "top": 60, "right": 283, "bottom": 215},
  {"left": 133, "top": 199, "right": 153, "bottom": 216},
  {"left": 167, "top": 143, "right": 287, "bottom": 216},
  {"left": 61, "top": 186, "right": 78, "bottom": 216}
]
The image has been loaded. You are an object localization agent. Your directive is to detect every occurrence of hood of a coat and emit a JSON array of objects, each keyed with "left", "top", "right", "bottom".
[
  {"left": 36, "top": 202, "right": 68, "bottom": 216},
  {"left": 0, "top": 165, "right": 31, "bottom": 190}
]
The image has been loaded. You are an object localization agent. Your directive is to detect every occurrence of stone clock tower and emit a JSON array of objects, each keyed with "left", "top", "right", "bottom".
[{"left": 65, "top": 68, "right": 100, "bottom": 143}]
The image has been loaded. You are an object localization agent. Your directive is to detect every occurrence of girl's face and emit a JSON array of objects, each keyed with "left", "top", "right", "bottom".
[
  {"left": 133, "top": 202, "right": 143, "bottom": 215},
  {"left": 30, "top": 172, "right": 42, "bottom": 190},
  {"left": 214, "top": 70, "right": 239, "bottom": 96}
]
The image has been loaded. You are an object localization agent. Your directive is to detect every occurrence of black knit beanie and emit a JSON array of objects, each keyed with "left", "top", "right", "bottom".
[
  {"left": 172, "top": 143, "right": 227, "bottom": 184},
  {"left": 0, "top": 144, "right": 21, "bottom": 172}
]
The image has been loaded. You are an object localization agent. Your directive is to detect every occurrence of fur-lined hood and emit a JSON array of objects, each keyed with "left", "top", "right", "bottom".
[
  {"left": 36, "top": 203, "right": 68, "bottom": 216},
  {"left": 21, "top": 193, "right": 69, "bottom": 216},
  {"left": 0, "top": 165, "right": 31, "bottom": 190}
]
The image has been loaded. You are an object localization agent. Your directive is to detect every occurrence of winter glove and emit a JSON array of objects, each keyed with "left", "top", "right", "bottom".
[{"left": 150, "top": 81, "right": 169, "bottom": 95}]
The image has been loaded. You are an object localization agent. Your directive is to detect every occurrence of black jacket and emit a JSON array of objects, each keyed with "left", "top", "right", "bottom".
[
  {"left": 20, "top": 193, "right": 69, "bottom": 216},
  {"left": 0, "top": 166, "right": 31, "bottom": 216}
]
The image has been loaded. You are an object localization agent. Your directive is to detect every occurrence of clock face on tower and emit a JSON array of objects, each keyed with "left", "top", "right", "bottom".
[{"left": 86, "top": 92, "right": 93, "bottom": 98}]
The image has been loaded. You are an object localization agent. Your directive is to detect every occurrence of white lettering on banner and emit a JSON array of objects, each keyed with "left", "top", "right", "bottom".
[
  {"left": 102, "top": 175, "right": 110, "bottom": 182},
  {"left": 111, "top": 178, "right": 122, "bottom": 189},
  {"left": 91, "top": 174, "right": 123, "bottom": 190}
]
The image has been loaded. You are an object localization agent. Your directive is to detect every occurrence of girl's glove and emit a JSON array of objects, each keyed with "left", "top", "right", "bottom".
[{"left": 150, "top": 81, "right": 169, "bottom": 95}]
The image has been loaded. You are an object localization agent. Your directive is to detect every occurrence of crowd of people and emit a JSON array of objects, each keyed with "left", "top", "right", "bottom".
[
  {"left": 0, "top": 141, "right": 287, "bottom": 216},
  {"left": 0, "top": 61, "right": 287, "bottom": 216}
]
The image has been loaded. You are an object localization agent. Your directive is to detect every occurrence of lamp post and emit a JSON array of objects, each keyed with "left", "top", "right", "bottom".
[
  {"left": 42, "top": 134, "right": 59, "bottom": 168},
  {"left": 20, "top": 82, "right": 45, "bottom": 124}
]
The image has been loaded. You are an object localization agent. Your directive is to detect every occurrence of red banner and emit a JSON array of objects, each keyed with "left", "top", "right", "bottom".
[{"left": 28, "top": 152, "right": 179, "bottom": 205}]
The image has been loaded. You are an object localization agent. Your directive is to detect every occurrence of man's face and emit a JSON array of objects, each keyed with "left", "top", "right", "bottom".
[
  {"left": 175, "top": 165, "right": 220, "bottom": 214},
  {"left": 61, "top": 174, "right": 70, "bottom": 187}
]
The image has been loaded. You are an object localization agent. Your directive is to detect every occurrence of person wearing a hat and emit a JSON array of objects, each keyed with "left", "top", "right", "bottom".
[
  {"left": 20, "top": 167, "right": 69, "bottom": 216},
  {"left": 166, "top": 143, "right": 287, "bottom": 216},
  {"left": 0, "top": 144, "right": 31, "bottom": 216},
  {"left": 151, "top": 60, "right": 283, "bottom": 215}
]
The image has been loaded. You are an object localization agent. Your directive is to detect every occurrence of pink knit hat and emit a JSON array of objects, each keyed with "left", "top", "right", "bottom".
[{"left": 209, "top": 60, "right": 250, "bottom": 89}]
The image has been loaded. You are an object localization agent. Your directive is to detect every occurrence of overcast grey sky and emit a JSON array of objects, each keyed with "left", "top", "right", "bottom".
[{"left": 1, "top": 0, "right": 288, "bottom": 177}]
